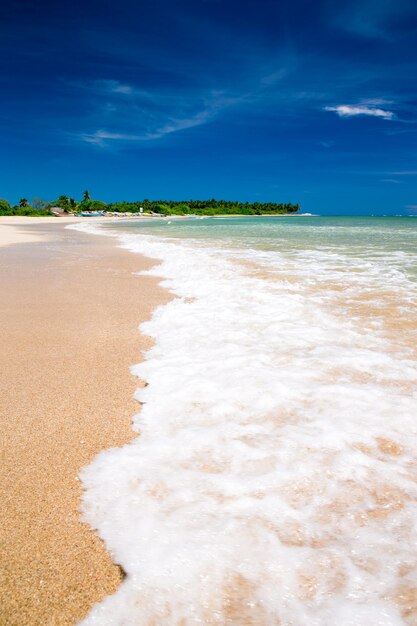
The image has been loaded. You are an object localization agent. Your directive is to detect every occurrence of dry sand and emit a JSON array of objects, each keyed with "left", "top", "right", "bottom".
[{"left": 0, "top": 219, "right": 170, "bottom": 625}]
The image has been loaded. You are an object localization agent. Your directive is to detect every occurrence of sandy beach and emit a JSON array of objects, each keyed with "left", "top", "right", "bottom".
[{"left": 0, "top": 218, "right": 169, "bottom": 625}]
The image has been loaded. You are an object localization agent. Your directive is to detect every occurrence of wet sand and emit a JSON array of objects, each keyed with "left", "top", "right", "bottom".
[{"left": 0, "top": 220, "right": 169, "bottom": 625}]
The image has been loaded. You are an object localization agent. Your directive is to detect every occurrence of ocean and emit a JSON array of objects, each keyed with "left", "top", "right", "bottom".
[{"left": 72, "top": 216, "right": 417, "bottom": 625}]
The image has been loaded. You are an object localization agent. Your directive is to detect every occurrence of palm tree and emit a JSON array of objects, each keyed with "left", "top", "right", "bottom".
[
  {"left": 83, "top": 190, "right": 91, "bottom": 202},
  {"left": 57, "top": 195, "right": 69, "bottom": 209},
  {"left": 19, "top": 198, "right": 29, "bottom": 208}
]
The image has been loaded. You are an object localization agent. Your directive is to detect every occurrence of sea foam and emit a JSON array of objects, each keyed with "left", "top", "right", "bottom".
[{"left": 70, "top": 222, "right": 417, "bottom": 625}]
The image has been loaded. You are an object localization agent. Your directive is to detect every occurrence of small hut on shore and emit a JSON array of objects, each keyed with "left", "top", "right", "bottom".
[{"left": 50, "top": 207, "right": 66, "bottom": 216}]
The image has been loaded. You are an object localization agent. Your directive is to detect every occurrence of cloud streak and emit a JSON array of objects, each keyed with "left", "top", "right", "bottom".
[
  {"left": 78, "top": 94, "right": 237, "bottom": 146},
  {"left": 94, "top": 79, "right": 134, "bottom": 95},
  {"left": 75, "top": 69, "right": 252, "bottom": 149},
  {"left": 324, "top": 104, "right": 394, "bottom": 119},
  {"left": 81, "top": 113, "right": 212, "bottom": 146},
  {"left": 388, "top": 171, "right": 417, "bottom": 175}
]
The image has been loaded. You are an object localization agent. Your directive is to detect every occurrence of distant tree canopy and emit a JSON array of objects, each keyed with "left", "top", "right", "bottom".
[
  {"left": 0, "top": 196, "right": 52, "bottom": 216},
  {"left": 0, "top": 198, "right": 11, "bottom": 211},
  {"left": 79, "top": 199, "right": 107, "bottom": 212},
  {"left": 56, "top": 195, "right": 70, "bottom": 210},
  {"left": 106, "top": 199, "right": 300, "bottom": 216},
  {"left": 0, "top": 193, "right": 300, "bottom": 216}
]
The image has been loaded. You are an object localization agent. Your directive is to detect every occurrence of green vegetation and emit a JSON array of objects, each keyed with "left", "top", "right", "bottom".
[
  {"left": 0, "top": 198, "right": 52, "bottom": 217},
  {"left": 79, "top": 199, "right": 107, "bottom": 212},
  {"left": 0, "top": 191, "right": 300, "bottom": 217},
  {"left": 107, "top": 199, "right": 300, "bottom": 216}
]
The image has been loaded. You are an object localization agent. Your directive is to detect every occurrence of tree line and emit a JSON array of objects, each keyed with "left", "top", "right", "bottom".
[
  {"left": 0, "top": 191, "right": 97, "bottom": 216},
  {"left": 108, "top": 199, "right": 300, "bottom": 215},
  {"left": 0, "top": 192, "right": 300, "bottom": 216}
]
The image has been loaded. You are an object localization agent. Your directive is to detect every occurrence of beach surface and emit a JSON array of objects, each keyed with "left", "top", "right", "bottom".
[{"left": 0, "top": 218, "right": 169, "bottom": 625}]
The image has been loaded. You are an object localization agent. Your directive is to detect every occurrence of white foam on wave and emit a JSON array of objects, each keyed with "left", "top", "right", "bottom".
[{"left": 70, "top": 222, "right": 417, "bottom": 625}]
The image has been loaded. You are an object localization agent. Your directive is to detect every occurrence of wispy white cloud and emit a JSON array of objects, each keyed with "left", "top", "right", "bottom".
[
  {"left": 260, "top": 68, "right": 288, "bottom": 86},
  {"left": 68, "top": 78, "right": 136, "bottom": 96},
  {"left": 73, "top": 52, "right": 295, "bottom": 149},
  {"left": 78, "top": 94, "right": 239, "bottom": 146},
  {"left": 111, "top": 84, "right": 133, "bottom": 95},
  {"left": 150, "top": 109, "right": 215, "bottom": 138},
  {"left": 363, "top": 98, "right": 394, "bottom": 106},
  {"left": 80, "top": 130, "right": 144, "bottom": 146},
  {"left": 380, "top": 178, "right": 401, "bottom": 184},
  {"left": 324, "top": 104, "right": 394, "bottom": 119},
  {"left": 94, "top": 79, "right": 133, "bottom": 95},
  {"left": 388, "top": 171, "right": 417, "bottom": 175}
]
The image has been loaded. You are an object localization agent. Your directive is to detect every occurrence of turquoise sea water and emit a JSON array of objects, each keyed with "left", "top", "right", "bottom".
[
  {"left": 77, "top": 215, "right": 417, "bottom": 625},
  {"left": 109, "top": 215, "right": 417, "bottom": 279},
  {"left": 108, "top": 214, "right": 417, "bottom": 244}
]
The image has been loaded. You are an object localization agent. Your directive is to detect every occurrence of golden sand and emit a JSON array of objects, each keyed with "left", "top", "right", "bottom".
[{"left": 0, "top": 220, "right": 169, "bottom": 625}]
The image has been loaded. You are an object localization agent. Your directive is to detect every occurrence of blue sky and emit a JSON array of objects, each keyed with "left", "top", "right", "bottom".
[{"left": 1, "top": 0, "right": 416, "bottom": 214}]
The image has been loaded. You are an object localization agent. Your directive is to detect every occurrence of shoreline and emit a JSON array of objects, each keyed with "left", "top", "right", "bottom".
[
  {"left": 3, "top": 216, "right": 415, "bottom": 623},
  {"left": 0, "top": 220, "right": 170, "bottom": 625},
  {"left": 67, "top": 216, "right": 417, "bottom": 624}
]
